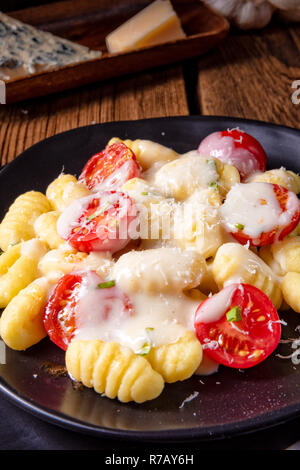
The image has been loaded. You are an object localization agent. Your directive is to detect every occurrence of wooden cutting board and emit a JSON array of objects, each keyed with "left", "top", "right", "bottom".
[{"left": 4, "top": 0, "right": 229, "bottom": 103}]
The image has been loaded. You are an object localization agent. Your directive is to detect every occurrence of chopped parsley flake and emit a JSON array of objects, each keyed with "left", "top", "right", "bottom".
[
  {"left": 209, "top": 182, "right": 218, "bottom": 190},
  {"left": 235, "top": 223, "right": 245, "bottom": 230},
  {"left": 98, "top": 280, "right": 115, "bottom": 289},
  {"left": 138, "top": 343, "right": 151, "bottom": 356},
  {"left": 138, "top": 328, "right": 154, "bottom": 355},
  {"left": 141, "top": 192, "right": 148, "bottom": 196},
  {"left": 86, "top": 202, "right": 110, "bottom": 222},
  {"left": 226, "top": 306, "right": 242, "bottom": 322}
]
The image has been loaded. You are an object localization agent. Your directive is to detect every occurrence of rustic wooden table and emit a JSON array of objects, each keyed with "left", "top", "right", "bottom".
[{"left": 1, "top": 19, "right": 300, "bottom": 167}]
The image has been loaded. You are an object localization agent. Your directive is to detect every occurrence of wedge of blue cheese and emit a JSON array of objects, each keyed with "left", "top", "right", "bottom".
[{"left": 0, "top": 12, "right": 102, "bottom": 81}]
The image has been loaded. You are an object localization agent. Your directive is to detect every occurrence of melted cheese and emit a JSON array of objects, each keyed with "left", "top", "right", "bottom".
[
  {"left": 112, "top": 247, "right": 206, "bottom": 294},
  {"left": 92, "top": 160, "right": 135, "bottom": 192},
  {"left": 198, "top": 130, "right": 261, "bottom": 180},
  {"left": 57, "top": 191, "right": 132, "bottom": 243},
  {"left": 194, "top": 284, "right": 236, "bottom": 324},
  {"left": 154, "top": 155, "right": 219, "bottom": 200},
  {"left": 74, "top": 286, "right": 199, "bottom": 354},
  {"left": 220, "top": 182, "right": 299, "bottom": 242}
]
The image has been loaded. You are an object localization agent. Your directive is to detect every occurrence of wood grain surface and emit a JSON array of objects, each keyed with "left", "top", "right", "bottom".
[
  {"left": 1, "top": 15, "right": 300, "bottom": 167},
  {"left": 0, "top": 65, "right": 188, "bottom": 166},
  {"left": 6, "top": 1, "right": 228, "bottom": 104},
  {"left": 197, "top": 23, "right": 300, "bottom": 128}
]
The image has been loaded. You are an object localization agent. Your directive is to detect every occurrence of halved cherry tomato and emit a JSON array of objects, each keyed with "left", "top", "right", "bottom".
[
  {"left": 194, "top": 283, "right": 281, "bottom": 369},
  {"left": 43, "top": 271, "right": 133, "bottom": 351},
  {"left": 79, "top": 142, "right": 142, "bottom": 191},
  {"left": 57, "top": 191, "right": 138, "bottom": 253},
  {"left": 220, "top": 182, "right": 300, "bottom": 246},
  {"left": 198, "top": 129, "right": 267, "bottom": 181}
]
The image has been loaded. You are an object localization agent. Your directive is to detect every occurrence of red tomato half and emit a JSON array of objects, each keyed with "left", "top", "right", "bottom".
[
  {"left": 44, "top": 271, "right": 133, "bottom": 350},
  {"left": 194, "top": 283, "right": 281, "bottom": 369},
  {"left": 79, "top": 142, "right": 142, "bottom": 191},
  {"left": 198, "top": 129, "right": 267, "bottom": 181},
  {"left": 220, "top": 182, "right": 300, "bottom": 246},
  {"left": 57, "top": 191, "right": 138, "bottom": 253}
]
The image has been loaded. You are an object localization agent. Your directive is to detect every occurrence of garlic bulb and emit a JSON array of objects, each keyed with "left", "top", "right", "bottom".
[
  {"left": 277, "top": 8, "right": 300, "bottom": 21},
  {"left": 268, "top": 0, "right": 299, "bottom": 8},
  {"left": 202, "top": 0, "right": 275, "bottom": 29},
  {"left": 269, "top": 0, "right": 300, "bottom": 22}
]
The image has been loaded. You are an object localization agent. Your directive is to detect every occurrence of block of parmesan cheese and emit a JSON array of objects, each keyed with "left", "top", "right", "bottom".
[{"left": 105, "top": 0, "right": 186, "bottom": 54}]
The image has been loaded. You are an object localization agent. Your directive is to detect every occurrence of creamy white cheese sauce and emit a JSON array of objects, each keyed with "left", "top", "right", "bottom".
[
  {"left": 92, "top": 160, "right": 134, "bottom": 192},
  {"left": 57, "top": 194, "right": 95, "bottom": 239},
  {"left": 72, "top": 269, "right": 199, "bottom": 353},
  {"left": 57, "top": 191, "right": 131, "bottom": 241},
  {"left": 195, "top": 284, "right": 236, "bottom": 324},
  {"left": 220, "top": 182, "right": 299, "bottom": 241}
]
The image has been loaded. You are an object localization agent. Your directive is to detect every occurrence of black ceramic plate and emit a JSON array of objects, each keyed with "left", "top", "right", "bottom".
[{"left": 1, "top": 116, "right": 300, "bottom": 442}]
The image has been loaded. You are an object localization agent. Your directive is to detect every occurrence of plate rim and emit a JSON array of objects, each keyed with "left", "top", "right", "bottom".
[
  {"left": 1, "top": 375, "right": 300, "bottom": 442},
  {"left": 1, "top": 114, "right": 300, "bottom": 442}
]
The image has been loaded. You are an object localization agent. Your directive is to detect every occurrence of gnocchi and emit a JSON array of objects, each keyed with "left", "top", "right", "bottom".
[
  {"left": 66, "top": 339, "right": 164, "bottom": 403},
  {"left": 0, "top": 191, "right": 51, "bottom": 251},
  {"left": 0, "top": 130, "right": 299, "bottom": 404}
]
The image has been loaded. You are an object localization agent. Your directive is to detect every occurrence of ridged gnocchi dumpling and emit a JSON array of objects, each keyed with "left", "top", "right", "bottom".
[
  {"left": 154, "top": 155, "right": 240, "bottom": 201},
  {"left": 0, "top": 239, "right": 47, "bottom": 308},
  {"left": 198, "top": 257, "right": 219, "bottom": 295},
  {"left": 248, "top": 168, "right": 300, "bottom": 194},
  {"left": 175, "top": 190, "right": 225, "bottom": 258},
  {"left": 271, "top": 236, "right": 300, "bottom": 274},
  {"left": 46, "top": 174, "right": 90, "bottom": 212},
  {"left": 34, "top": 211, "right": 64, "bottom": 249},
  {"left": 38, "top": 245, "right": 88, "bottom": 282},
  {"left": 66, "top": 340, "right": 164, "bottom": 403},
  {"left": 38, "top": 245, "right": 113, "bottom": 283},
  {"left": 258, "top": 245, "right": 286, "bottom": 276},
  {"left": 0, "top": 243, "right": 22, "bottom": 276},
  {"left": 281, "top": 272, "right": 300, "bottom": 313},
  {"left": 0, "top": 277, "right": 48, "bottom": 350},
  {"left": 146, "top": 331, "right": 202, "bottom": 383},
  {"left": 108, "top": 137, "right": 179, "bottom": 170},
  {"left": 121, "top": 177, "right": 175, "bottom": 239},
  {"left": 0, "top": 191, "right": 51, "bottom": 251},
  {"left": 113, "top": 247, "right": 206, "bottom": 294},
  {"left": 213, "top": 243, "right": 282, "bottom": 309}
]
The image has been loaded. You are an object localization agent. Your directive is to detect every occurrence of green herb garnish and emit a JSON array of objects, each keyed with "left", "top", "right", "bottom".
[
  {"left": 138, "top": 343, "right": 151, "bottom": 356},
  {"left": 209, "top": 182, "right": 218, "bottom": 190},
  {"left": 234, "top": 223, "right": 245, "bottom": 230},
  {"left": 141, "top": 192, "right": 148, "bottom": 196},
  {"left": 226, "top": 306, "right": 242, "bottom": 322},
  {"left": 137, "top": 328, "right": 154, "bottom": 355},
  {"left": 98, "top": 280, "right": 116, "bottom": 289},
  {"left": 86, "top": 202, "right": 110, "bottom": 222}
]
